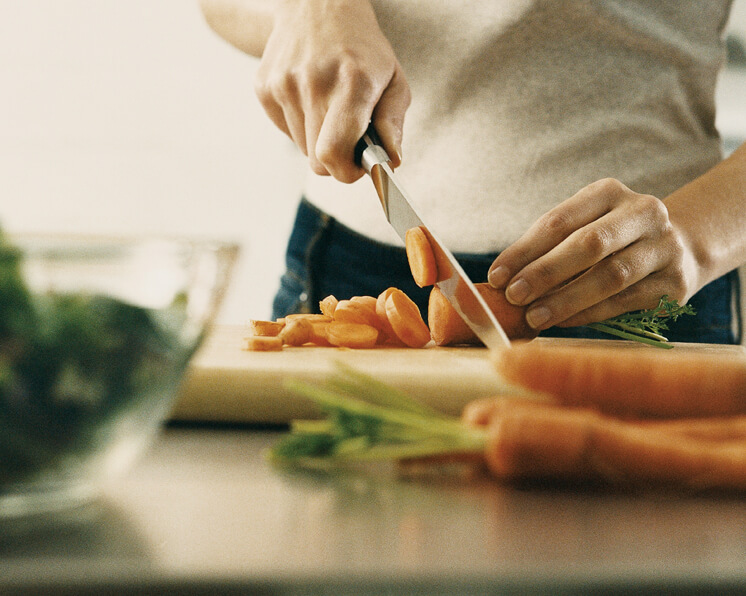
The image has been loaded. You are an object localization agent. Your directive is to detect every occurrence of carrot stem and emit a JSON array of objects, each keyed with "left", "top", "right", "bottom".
[{"left": 586, "top": 323, "right": 674, "bottom": 349}]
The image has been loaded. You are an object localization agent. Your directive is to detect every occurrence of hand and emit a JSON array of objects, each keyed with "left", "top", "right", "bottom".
[
  {"left": 255, "top": 0, "right": 411, "bottom": 182},
  {"left": 487, "top": 178, "right": 700, "bottom": 330}
]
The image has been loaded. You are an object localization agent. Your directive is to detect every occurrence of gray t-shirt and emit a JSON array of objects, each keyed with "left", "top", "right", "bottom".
[{"left": 303, "top": 0, "right": 733, "bottom": 252}]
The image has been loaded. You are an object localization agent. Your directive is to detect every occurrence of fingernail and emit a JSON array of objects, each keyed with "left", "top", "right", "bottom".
[
  {"left": 488, "top": 265, "right": 509, "bottom": 288},
  {"left": 505, "top": 278, "right": 531, "bottom": 304},
  {"left": 526, "top": 306, "right": 551, "bottom": 329},
  {"left": 393, "top": 144, "right": 403, "bottom": 166}
]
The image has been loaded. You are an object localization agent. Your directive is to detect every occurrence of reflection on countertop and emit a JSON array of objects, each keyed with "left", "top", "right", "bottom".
[{"left": 4, "top": 427, "right": 746, "bottom": 594}]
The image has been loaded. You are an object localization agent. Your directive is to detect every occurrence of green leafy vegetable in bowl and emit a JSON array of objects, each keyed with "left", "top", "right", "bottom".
[{"left": 0, "top": 229, "right": 237, "bottom": 515}]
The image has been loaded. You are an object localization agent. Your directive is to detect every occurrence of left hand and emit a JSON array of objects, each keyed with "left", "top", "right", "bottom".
[{"left": 487, "top": 178, "right": 700, "bottom": 330}]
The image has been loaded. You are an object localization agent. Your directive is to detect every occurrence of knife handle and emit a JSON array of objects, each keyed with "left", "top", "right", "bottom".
[{"left": 354, "top": 123, "right": 390, "bottom": 173}]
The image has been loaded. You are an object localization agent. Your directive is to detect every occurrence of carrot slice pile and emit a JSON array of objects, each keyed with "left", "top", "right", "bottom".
[
  {"left": 245, "top": 288, "right": 432, "bottom": 350},
  {"left": 384, "top": 288, "right": 432, "bottom": 348},
  {"left": 326, "top": 322, "right": 379, "bottom": 349}
]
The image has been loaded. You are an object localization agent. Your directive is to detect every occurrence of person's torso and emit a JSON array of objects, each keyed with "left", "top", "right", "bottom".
[{"left": 303, "top": 0, "right": 732, "bottom": 251}]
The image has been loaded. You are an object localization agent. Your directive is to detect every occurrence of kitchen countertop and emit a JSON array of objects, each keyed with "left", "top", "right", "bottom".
[{"left": 3, "top": 426, "right": 746, "bottom": 595}]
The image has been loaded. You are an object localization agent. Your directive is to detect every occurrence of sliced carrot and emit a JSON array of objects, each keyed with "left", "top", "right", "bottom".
[
  {"left": 405, "top": 226, "right": 438, "bottom": 287},
  {"left": 319, "top": 295, "right": 339, "bottom": 318},
  {"left": 279, "top": 318, "right": 313, "bottom": 346},
  {"left": 284, "top": 313, "right": 333, "bottom": 323},
  {"left": 351, "top": 295, "right": 378, "bottom": 313},
  {"left": 428, "top": 283, "right": 537, "bottom": 345},
  {"left": 333, "top": 298, "right": 381, "bottom": 329},
  {"left": 326, "top": 322, "right": 379, "bottom": 349},
  {"left": 375, "top": 288, "right": 405, "bottom": 345},
  {"left": 384, "top": 288, "right": 431, "bottom": 348},
  {"left": 495, "top": 342, "right": 746, "bottom": 419},
  {"left": 249, "top": 319, "right": 285, "bottom": 337},
  {"left": 308, "top": 322, "right": 333, "bottom": 347},
  {"left": 468, "top": 398, "right": 746, "bottom": 491},
  {"left": 243, "top": 335, "right": 283, "bottom": 352}
]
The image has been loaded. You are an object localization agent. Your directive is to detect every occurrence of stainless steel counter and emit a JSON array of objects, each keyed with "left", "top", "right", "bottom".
[{"left": 3, "top": 426, "right": 746, "bottom": 595}]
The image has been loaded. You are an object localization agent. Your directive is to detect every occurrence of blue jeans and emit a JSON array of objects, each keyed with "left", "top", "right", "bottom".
[{"left": 273, "top": 198, "right": 741, "bottom": 344}]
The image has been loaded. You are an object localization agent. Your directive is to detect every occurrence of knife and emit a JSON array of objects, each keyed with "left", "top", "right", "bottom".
[{"left": 354, "top": 125, "right": 511, "bottom": 350}]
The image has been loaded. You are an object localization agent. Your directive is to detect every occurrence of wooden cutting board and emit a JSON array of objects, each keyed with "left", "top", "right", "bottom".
[{"left": 170, "top": 325, "right": 746, "bottom": 424}]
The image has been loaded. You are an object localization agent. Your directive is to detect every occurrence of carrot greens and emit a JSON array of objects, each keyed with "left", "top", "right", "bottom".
[
  {"left": 585, "top": 296, "right": 696, "bottom": 349},
  {"left": 268, "top": 364, "right": 486, "bottom": 465}
]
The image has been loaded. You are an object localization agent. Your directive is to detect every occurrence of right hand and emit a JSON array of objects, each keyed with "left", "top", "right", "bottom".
[{"left": 255, "top": 0, "right": 411, "bottom": 182}]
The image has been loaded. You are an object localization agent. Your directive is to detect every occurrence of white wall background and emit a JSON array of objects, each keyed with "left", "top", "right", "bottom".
[
  {"left": 0, "top": 1, "right": 305, "bottom": 324},
  {"left": 1, "top": 2, "right": 744, "bottom": 325}
]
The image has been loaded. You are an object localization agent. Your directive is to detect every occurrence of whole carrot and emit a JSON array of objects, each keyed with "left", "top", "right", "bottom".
[
  {"left": 495, "top": 342, "right": 746, "bottom": 418},
  {"left": 429, "top": 283, "right": 537, "bottom": 346},
  {"left": 464, "top": 397, "right": 746, "bottom": 491}
]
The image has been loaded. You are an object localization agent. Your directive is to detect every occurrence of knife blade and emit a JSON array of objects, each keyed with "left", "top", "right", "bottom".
[{"left": 354, "top": 125, "right": 511, "bottom": 350}]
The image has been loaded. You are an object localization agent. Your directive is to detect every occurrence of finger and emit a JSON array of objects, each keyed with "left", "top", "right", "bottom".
[
  {"left": 258, "top": 98, "right": 292, "bottom": 139},
  {"left": 304, "top": 104, "right": 331, "bottom": 176},
  {"left": 502, "top": 204, "right": 652, "bottom": 307},
  {"left": 555, "top": 271, "right": 679, "bottom": 328},
  {"left": 254, "top": 69, "right": 306, "bottom": 150},
  {"left": 279, "top": 100, "right": 308, "bottom": 158},
  {"left": 488, "top": 178, "right": 632, "bottom": 289},
  {"left": 315, "top": 92, "right": 372, "bottom": 183},
  {"left": 522, "top": 240, "right": 663, "bottom": 330},
  {"left": 371, "top": 66, "right": 411, "bottom": 168}
]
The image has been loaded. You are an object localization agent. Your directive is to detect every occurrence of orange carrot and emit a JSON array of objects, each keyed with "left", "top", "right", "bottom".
[
  {"left": 285, "top": 313, "right": 333, "bottom": 323},
  {"left": 279, "top": 318, "right": 313, "bottom": 346},
  {"left": 495, "top": 342, "right": 746, "bottom": 418},
  {"left": 428, "top": 283, "right": 537, "bottom": 345},
  {"left": 375, "top": 288, "right": 406, "bottom": 346},
  {"left": 333, "top": 298, "right": 381, "bottom": 329},
  {"left": 351, "top": 295, "right": 378, "bottom": 312},
  {"left": 385, "top": 288, "right": 432, "bottom": 348},
  {"left": 465, "top": 397, "right": 746, "bottom": 490},
  {"left": 249, "top": 319, "right": 285, "bottom": 337},
  {"left": 319, "top": 295, "right": 339, "bottom": 317},
  {"left": 640, "top": 416, "right": 746, "bottom": 443},
  {"left": 326, "top": 322, "right": 379, "bottom": 349},
  {"left": 308, "top": 322, "right": 333, "bottom": 347},
  {"left": 243, "top": 335, "right": 284, "bottom": 352},
  {"left": 405, "top": 226, "right": 439, "bottom": 287}
]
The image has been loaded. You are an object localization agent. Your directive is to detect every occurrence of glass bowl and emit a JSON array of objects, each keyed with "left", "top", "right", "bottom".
[{"left": 0, "top": 234, "right": 239, "bottom": 517}]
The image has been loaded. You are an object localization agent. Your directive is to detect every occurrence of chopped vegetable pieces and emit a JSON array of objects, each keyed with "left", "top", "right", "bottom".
[
  {"left": 384, "top": 288, "right": 432, "bottom": 348},
  {"left": 327, "top": 322, "right": 379, "bottom": 349},
  {"left": 244, "top": 287, "right": 432, "bottom": 350},
  {"left": 405, "top": 226, "right": 439, "bottom": 287}
]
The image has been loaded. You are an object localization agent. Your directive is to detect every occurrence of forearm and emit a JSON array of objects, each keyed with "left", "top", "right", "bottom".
[
  {"left": 665, "top": 142, "right": 746, "bottom": 292},
  {"left": 198, "top": 0, "right": 275, "bottom": 57}
]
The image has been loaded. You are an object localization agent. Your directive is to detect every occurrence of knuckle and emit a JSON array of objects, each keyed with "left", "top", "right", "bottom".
[
  {"left": 337, "top": 58, "right": 376, "bottom": 98},
  {"left": 256, "top": 71, "right": 296, "bottom": 104},
  {"left": 665, "top": 265, "right": 689, "bottom": 301},
  {"left": 638, "top": 194, "right": 668, "bottom": 223},
  {"left": 577, "top": 226, "right": 612, "bottom": 258},
  {"left": 539, "top": 209, "right": 574, "bottom": 238},
  {"left": 314, "top": 138, "right": 345, "bottom": 168},
  {"left": 593, "top": 177, "right": 627, "bottom": 198},
  {"left": 602, "top": 258, "right": 634, "bottom": 290},
  {"left": 527, "top": 259, "right": 558, "bottom": 287},
  {"left": 308, "top": 158, "right": 329, "bottom": 177}
]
